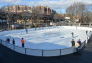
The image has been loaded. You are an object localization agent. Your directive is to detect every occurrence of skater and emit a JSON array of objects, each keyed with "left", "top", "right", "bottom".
[
  {"left": 25, "top": 28, "right": 28, "bottom": 34},
  {"left": 12, "top": 39, "right": 15, "bottom": 45},
  {"left": 86, "top": 30, "right": 88, "bottom": 35},
  {"left": 21, "top": 38, "right": 26, "bottom": 47},
  {"left": 6, "top": 38, "right": 10, "bottom": 43},
  {"left": 71, "top": 32, "right": 74, "bottom": 38},
  {"left": 71, "top": 39, "right": 75, "bottom": 47},
  {"left": 76, "top": 39, "right": 82, "bottom": 54},
  {"left": 77, "top": 39, "right": 82, "bottom": 48}
]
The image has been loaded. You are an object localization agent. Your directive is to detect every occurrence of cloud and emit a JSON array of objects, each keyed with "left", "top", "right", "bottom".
[
  {"left": 0, "top": 0, "right": 92, "bottom": 8},
  {"left": 25, "top": 0, "right": 92, "bottom": 9},
  {"left": 0, "top": 0, "right": 22, "bottom": 6},
  {"left": 0, "top": 0, "right": 92, "bottom": 13},
  {"left": 0, "top": 0, "right": 20, "bottom": 3}
]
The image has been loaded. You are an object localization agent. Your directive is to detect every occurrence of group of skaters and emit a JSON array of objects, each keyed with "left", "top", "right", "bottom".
[
  {"left": 6, "top": 37, "right": 82, "bottom": 48},
  {"left": 5, "top": 30, "right": 90, "bottom": 48},
  {"left": 71, "top": 39, "right": 82, "bottom": 48},
  {"left": 6, "top": 38, "right": 26, "bottom": 47},
  {"left": 71, "top": 30, "right": 91, "bottom": 47},
  {"left": 71, "top": 31, "right": 87, "bottom": 48}
]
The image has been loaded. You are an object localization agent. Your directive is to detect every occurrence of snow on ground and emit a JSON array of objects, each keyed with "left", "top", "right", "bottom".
[{"left": 0, "top": 26, "right": 92, "bottom": 50}]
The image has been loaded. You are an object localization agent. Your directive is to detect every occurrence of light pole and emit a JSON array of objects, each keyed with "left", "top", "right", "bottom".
[
  {"left": 24, "top": 16, "right": 28, "bottom": 34},
  {"left": 7, "top": 13, "right": 10, "bottom": 30}
]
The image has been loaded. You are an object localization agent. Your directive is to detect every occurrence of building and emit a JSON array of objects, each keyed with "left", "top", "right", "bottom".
[
  {"left": 0, "top": 5, "right": 57, "bottom": 29},
  {"left": 0, "top": 19, "right": 7, "bottom": 30},
  {"left": 2, "top": 5, "right": 32, "bottom": 13},
  {"left": 53, "top": 14, "right": 64, "bottom": 22},
  {"left": 31, "top": 6, "right": 56, "bottom": 27},
  {"left": 33, "top": 6, "right": 55, "bottom": 15}
]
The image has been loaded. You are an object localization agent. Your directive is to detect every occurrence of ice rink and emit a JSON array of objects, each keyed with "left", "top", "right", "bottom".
[{"left": 0, "top": 26, "right": 91, "bottom": 50}]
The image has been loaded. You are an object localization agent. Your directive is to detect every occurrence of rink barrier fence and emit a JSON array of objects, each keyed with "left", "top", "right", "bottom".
[{"left": 0, "top": 39, "right": 87, "bottom": 57}]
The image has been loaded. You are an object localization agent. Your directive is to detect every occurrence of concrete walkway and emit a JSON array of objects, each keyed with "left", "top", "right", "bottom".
[{"left": 0, "top": 36, "right": 92, "bottom": 63}]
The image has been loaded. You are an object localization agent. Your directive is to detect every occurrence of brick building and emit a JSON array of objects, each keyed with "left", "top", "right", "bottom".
[{"left": 0, "top": 5, "right": 56, "bottom": 28}]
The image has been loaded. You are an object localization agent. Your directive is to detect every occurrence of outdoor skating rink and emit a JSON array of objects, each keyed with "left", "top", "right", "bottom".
[{"left": 0, "top": 26, "right": 92, "bottom": 50}]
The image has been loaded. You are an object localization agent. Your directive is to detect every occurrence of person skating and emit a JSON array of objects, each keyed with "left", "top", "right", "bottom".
[
  {"left": 86, "top": 30, "right": 88, "bottom": 35},
  {"left": 77, "top": 39, "right": 82, "bottom": 48},
  {"left": 71, "top": 39, "right": 75, "bottom": 47},
  {"left": 6, "top": 38, "right": 10, "bottom": 43},
  {"left": 76, "top": 39, "right": 82, "bottom": 54},
  {"left": 21, "top": 38, "right": 26, "bottom": 47},
  {"left": 12, "top": 39, "right": 15, "bottom": 45}
]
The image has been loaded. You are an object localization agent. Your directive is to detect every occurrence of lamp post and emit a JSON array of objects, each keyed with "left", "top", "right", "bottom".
[
  {"left": 24, "top": 16, "right": 28, "bottom": 34},
  {"left": 0, "top": 20, "right": 2, "bottom": 30},
  {"left": 44, "top": 17, "right": 47, "bottom": 27},
  {"left": 6, "top": 13, "right": 10, "bottom": 30}
]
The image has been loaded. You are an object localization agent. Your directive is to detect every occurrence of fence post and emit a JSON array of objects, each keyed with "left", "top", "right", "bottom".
[
  {"left": 1, "top": 40, "right": 2, "bottom": 44},
  {"left": 0, "top": 39, "right": 2, "bottom": 44},
  {"left": 13, "top": 44, "right": 15, "bottom": 50},
  {"left": 25, "top": 48, "right": 26, "bottom": 54},
  {"left": 60, "top": 49, "right": 61, "bottom": 56},
  {"left": 0, "top": 39, "right": 1, "bottom": 43},
  {"left": 42, "top": 50, "right": 43, "bottom": 56}
]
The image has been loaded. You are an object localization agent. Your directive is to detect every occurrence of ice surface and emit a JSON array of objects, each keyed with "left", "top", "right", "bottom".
[{"left": 0, "top": 26, "right": 92, "bottom": 50}]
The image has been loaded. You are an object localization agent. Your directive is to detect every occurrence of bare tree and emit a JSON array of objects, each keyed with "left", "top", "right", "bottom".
[
  {"left": 66, "top": 2, "right": 86, "bottom": 23},
  {"left": 31, "top": 7, "right": 40, "bottom": 29}
]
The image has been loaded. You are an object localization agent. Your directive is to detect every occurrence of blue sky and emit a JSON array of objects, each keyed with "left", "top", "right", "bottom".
[{"left": 0, "top": 0, "right": 92, "bottom": 14}]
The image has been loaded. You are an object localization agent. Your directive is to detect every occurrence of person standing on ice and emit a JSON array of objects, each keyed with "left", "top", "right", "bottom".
[
  {"left": 71, "top": 39, "right": 75, "bottom": 47},
  {"left": 12, "top": 39, "right": 15, "bottom": 45},
  {"left": 71, "top": 32, "right": 74, "bottom": 38},
  {"left": 6, "top": 38, "right": 10, "bottom": 43},
  {"left": 86, "top": 30, "right": 88, "bottom": 35},
  {"left": 77, "top": 39, "right": 81, "bottom": 48},
  {"left": 21, "top": 38, "right": 26, "bottom": 47}
]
